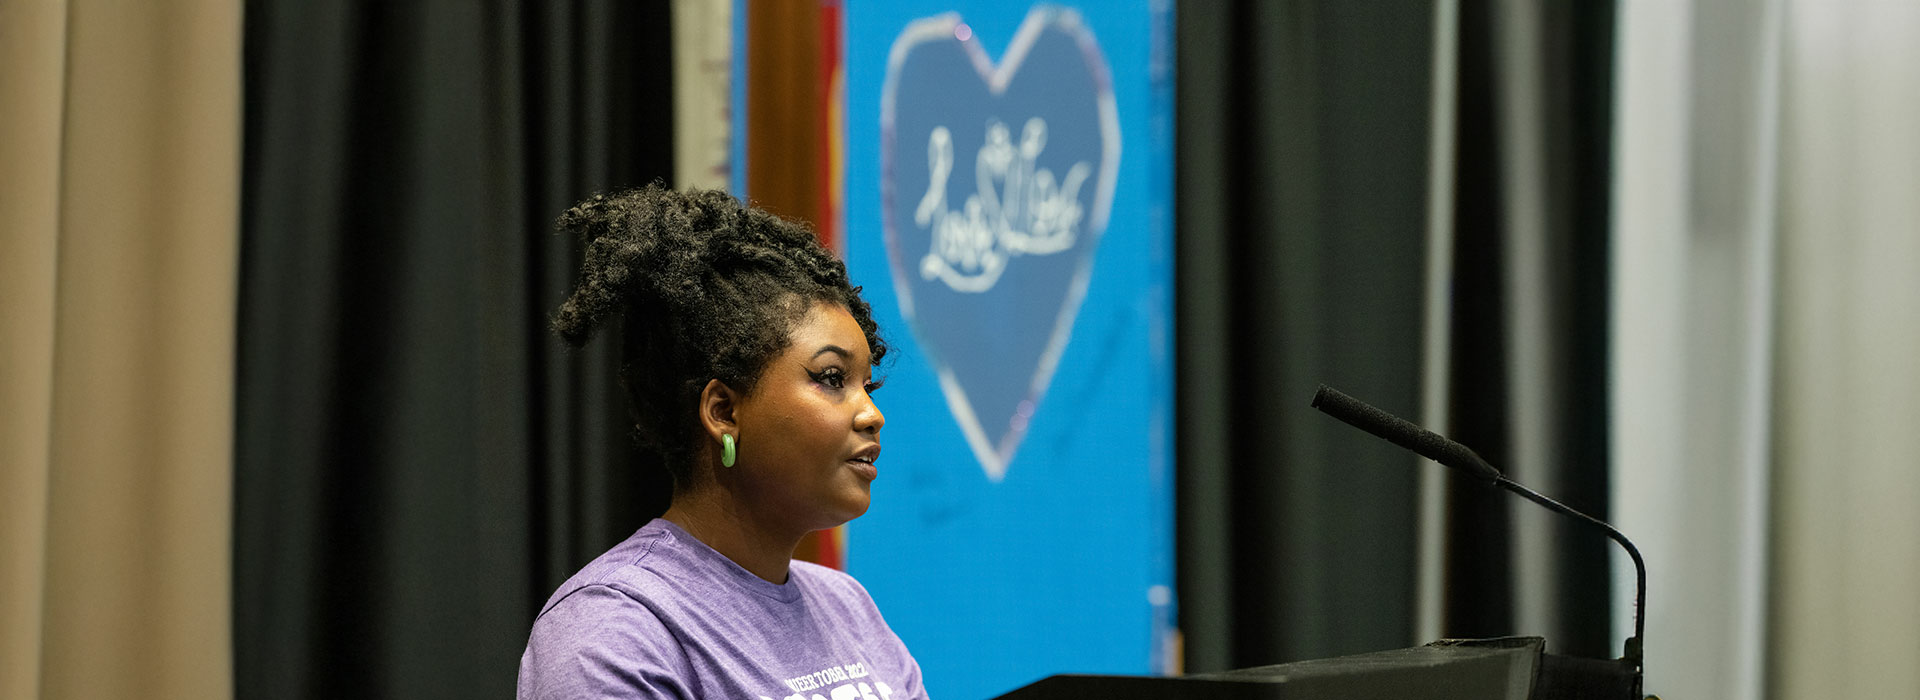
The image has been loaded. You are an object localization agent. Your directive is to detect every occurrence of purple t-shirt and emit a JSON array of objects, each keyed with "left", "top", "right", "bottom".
[{"left": 517, "top": 519, "right": 928, "bottom": 700}]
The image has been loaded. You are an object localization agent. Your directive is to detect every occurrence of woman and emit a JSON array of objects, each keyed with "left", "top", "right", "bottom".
[{"left": 517, "top": 186, "right": 927, "bottom": 700}]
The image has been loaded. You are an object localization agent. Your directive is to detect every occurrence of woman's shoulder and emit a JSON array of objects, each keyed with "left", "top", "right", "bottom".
[
  {"left": 522, "top": 525, "right": 700, "bottom": 680},
  {"left": 519, "top": 583, "right": 699, "bottom": 699},
  {"left": 533, "top": 581, "right": 670, "bottom": 633},
  {"left": 534, "top": 522, "right": 678, "bottom": 614}
]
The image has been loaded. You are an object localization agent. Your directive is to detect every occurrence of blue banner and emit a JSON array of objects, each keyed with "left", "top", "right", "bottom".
[{"left": 843, "top": 3, "right": 1175, "bottom": 698}]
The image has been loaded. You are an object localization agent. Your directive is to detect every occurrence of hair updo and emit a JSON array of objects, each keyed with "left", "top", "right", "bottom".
[{"left": 551, "top": 185, "right": 887, "bottom": 485}]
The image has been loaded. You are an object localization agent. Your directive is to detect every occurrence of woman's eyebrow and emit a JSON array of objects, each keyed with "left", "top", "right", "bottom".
[{"left": 811, "top": 345, "right": 851, "bottom": 360}]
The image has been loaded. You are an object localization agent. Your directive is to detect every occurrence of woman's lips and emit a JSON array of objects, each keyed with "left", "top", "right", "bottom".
[
  {"left": 848, "top": 446, "right": 879, "bottom": 479},
  {"left": 847, "top": 444, "right": 880, "bottom": 480}
]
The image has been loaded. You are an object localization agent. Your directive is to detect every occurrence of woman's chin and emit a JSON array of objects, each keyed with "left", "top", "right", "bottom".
[{"left": 828, "top": 489, "right": 872, "bottom": 525}]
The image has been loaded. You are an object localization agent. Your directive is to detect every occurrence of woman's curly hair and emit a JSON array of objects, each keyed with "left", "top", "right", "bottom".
[{"left": 551, "top": 185, "right": 887, "bottom": 485}]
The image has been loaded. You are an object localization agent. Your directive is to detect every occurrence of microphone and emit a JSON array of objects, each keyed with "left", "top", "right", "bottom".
[
  {"left": 1310, "top": 385, "right": 1502, "bottom": 483},
  {"left": 1310, "top": 384, "right": 1646, "bottom": 674}
]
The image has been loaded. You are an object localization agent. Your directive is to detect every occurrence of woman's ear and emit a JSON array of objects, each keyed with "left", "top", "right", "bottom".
[{"left": 698, "top": 378, "right": 739, "bottom": 441}]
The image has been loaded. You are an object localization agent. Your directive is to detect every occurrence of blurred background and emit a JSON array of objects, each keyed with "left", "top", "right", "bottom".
[{"left": 3, "top": 0, "right": 1916, "bottom": 698}]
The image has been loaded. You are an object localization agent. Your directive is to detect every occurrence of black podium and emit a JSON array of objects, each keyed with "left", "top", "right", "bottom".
[{"left": 994, "top": 637, "right": 1640, "bottom": 700}]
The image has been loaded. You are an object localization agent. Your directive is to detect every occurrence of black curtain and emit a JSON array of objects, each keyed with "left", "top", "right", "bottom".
[
  {"left": 1177, "top": 1, "right": 1434, "bottom": 671},
  {"left": 1177, "top": 0, "right": 1617, "bottom": 672},
  {"left": 234, "top": 2, "right": 673, "bottom": 697},
  {"left": 1444, "top": 0, "right": 1616, "bottom": 659}
]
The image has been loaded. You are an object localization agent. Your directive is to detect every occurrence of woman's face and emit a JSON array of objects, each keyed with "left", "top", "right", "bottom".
[{"left": 729, "top": 301, "right": 885, "bottom": 533}]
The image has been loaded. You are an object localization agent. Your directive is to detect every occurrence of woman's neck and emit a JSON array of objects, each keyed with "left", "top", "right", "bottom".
[{"left": 660, "top": 492, "right": 805, "bottom": 585}]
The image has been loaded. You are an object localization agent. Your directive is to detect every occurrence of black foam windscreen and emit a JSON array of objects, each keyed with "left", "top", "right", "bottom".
[{"left": 1310, "top": 385, "right": 1502, "bottom": 483}]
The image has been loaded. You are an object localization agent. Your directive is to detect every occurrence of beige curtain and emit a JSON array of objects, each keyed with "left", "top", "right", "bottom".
[
  {"left": 672, "top": 0, "right": 734, "bottom": 191},
  {"left": 1773, "top": 2, "right": 1920, "bottom": 697},
  {"left": 1611, "top": 1, "right": 1783, "bottom": 697},
  {"left": 1616, "top": 2, "right": 1920, "bottom": 697},
  {"left": 0, "top": 1, "right": 240, "bottom": 698}
]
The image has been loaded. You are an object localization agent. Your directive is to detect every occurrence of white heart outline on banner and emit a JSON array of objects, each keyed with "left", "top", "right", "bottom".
[{"left": 879, "top": 6, "right": 1121, "bottom": 481}]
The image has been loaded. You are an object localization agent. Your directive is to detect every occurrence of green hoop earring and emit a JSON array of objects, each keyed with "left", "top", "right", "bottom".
[{"left": 721, "top": 433, "right": 736, "bottom": 468}]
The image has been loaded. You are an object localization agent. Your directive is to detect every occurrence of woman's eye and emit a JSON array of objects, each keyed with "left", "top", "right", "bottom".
[
  {"left": 808, "top": 368, "right": 846, "bottom": 389},
  {"left": 864, "top": 379, "right": 885, "bottom": 395}
]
